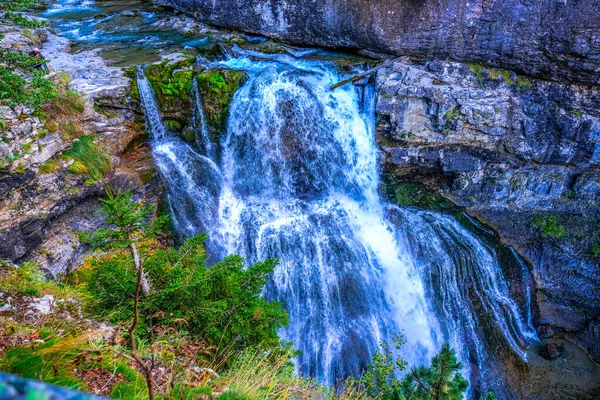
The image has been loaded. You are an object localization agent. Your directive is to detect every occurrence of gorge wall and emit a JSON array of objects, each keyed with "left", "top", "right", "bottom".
[{"left": 155, "top": 0, "right": 600, "bottom": 85}]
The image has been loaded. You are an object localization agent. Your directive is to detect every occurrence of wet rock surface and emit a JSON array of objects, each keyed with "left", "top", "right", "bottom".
[
  {"left": 541, "top": 343, "right": 565, "bottom": 361},
  {"left": 375, "top": 59, "right": 600, "bottom": 370},
  {"left": 155, "top": 0, "right": 600, "bottom": 85}
]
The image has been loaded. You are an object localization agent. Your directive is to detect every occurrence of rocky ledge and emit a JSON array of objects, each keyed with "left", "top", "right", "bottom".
[{"left": 374, "top": 58, "right": 600, "bottom": 363}]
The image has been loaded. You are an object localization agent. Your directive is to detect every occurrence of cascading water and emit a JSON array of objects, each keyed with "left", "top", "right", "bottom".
[
  {"left": 137, "top": 68, "right": 223, "bottom": 255},
  {"left": 137, "top": 52, "right": 536, "bottom": 396}
]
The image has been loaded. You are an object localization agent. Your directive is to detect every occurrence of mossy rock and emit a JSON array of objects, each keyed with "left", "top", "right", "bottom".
[
  {"left": 145, "top": 58, "right": 196, "bottom": 127},
  {"left": 122, "top": 66, "right": 140, "bottom": 101},
  {"left": 195, "top": 68, "right": 248, "bottom": 141},
  {"left": 381, "top": 179, "right": 453, "bottom": 212},
  {"left": 164, "top": 119, "right": 182, "bottom": 132}
]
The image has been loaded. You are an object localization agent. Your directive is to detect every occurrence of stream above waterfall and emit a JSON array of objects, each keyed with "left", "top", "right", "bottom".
[{"left": 39, "top": 1, "right": 545, "bottom": 398}]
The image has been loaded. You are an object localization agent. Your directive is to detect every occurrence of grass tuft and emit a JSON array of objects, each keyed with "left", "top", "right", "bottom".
[{"left": 63, "top": 136, "right": 111, "bottom": 181}]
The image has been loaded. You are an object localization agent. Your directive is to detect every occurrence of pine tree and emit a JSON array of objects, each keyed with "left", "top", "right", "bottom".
[
  {"left": 402, "top": 344, "right": 468, "bottom": 400},
  {"left": 80, "top": 189, "right": 166, "bottom": 400}
]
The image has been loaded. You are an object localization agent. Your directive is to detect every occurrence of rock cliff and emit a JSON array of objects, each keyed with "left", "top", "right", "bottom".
[
  {"left": 374, "top": 58, "right": 600, "bottom": 362},
  {"left": 155, "top": 0, "right": 600, "bottom": 85}
]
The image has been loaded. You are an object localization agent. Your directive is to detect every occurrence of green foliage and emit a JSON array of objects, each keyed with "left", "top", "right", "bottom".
[
  {"left": 82, "top": 189, "right": 159, "bottom": 249},
  {"left": 444, "top": 105, "right": 461, "bottom": 121},
  {"left": 488, "top": 69, "right": 513, "bottom": 85},
  {"left": 357, "top": 334, "right": 407, "bottom": 399},
  {"left": 63, "top": 135, "right": 111, "bottom": 181},
  {"left": 382, "top": 180, "right": 452, "bottom": 212},
  {"left": 144, "top": 59, "right": 195, "bottom": 124},
  {"left": 0, "top": 261, "right": 45, "bottom": 296},
  {"left": 0, "top": 49, "right": 57, "bottom": 108},
  {"left": 20, "top": 141, "right": 32, "bottom": 153},
  {"left": 164, "top": 119, "right": 182, "bottom": 131},
  {"left": 0, "top": 67, "right": 57, "bottom": 109},
  {"left": 533, "top": 214, "right": 565, "bottom": 238},
  {"left": 1, "top": 48, "right": 41, "bottom": 68},
  {"left": 145, "top": 236, "right": 288, "bottom": 351},
  {"left": 38, "top": 159, "right": 61, "bottom": 174},
  {"left": 469, "top": 63, "right": 486, "bottom": 86},
  {"left": 44, "top": 86, "right": 86, "bottom": 118},
  {"left": 3, "top": 11, "right": 48, "bottom": 28},
  {"left": 402, "top": 344, "right": 468, "bottom": 400},
  {"left": 0, "top": 337, "right": 84, "bottom": 390},
  {"left": 516, "top": 76, "right": 532, "bottom": 91},
  {"left": 0, "top": 0, "right": 40, "bottom": 12},
  {"left": 80, "top": 190, "right": 287, "bottom": 352},
  {"left": 351, "top": 340, "right": 468, "bottom": 400}
]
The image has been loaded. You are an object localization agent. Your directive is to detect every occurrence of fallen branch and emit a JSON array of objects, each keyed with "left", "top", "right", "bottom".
[{"left": 329, "top": 58, "right": 398, "bottom": 90}]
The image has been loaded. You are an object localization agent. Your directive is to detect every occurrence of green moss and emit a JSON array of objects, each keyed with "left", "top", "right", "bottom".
[
  {"left": 533, "top": 214, "right": 565, "bottom": 238},
  {"left": 516, "top": 76, "right": 532, "bottom": 91},
  {"left": 144, "top": 58, "right": 196, "bottom": 125},
  {"left": 469, "top": 63, "right": 486, "bottom": 86},
  {"left": 488, "top": 69, "right": 514, "bottom": 85},
  {"left": 381, "top": 180, "right": 452, "bottom": 212},
  {"left": 444, "top": 105, "right": 461, "bottom": 121},
  {"left": 196, "top": 68, "right": 248, "bottom": 137},
  {"left": 39, "top": 159, "right": 61, "bottom": 174},
  {"left": 164, "top": 119, "right": 182, "bottom": 132},
  {"left": 122, "top": 66, "right": 140, "bottom": 101},
  {"left": 20, "top": 141, "right": 32, "bottom": 154}
]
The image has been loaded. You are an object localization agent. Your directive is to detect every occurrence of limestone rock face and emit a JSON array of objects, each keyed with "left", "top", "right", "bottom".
[
  {"left": 0, "top": 25, "right": 151, "bottom": 277},
  {"left": 375, "top": 59, "right": 600, "bottom": 363},
  {"left": 155, "top": 0, "right": 600, "bottom": 84}
]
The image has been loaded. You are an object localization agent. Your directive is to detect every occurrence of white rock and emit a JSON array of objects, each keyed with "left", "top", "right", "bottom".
[{"left": 29, "top": 294, "right": 55, "bottom": 315}]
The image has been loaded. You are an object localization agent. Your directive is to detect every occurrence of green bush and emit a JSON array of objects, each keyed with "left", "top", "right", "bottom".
[
  {"left": 0, "top": 261, "right": 45, "bottom": 296},
  {"left": 0, "top": 67, "right": 57, "bottom": 109},
  {"left": 1, "top": 0, "right": 40, "bottom": 12},
  {"left": 145, "top": 235, "right": 288, "bottom": 351},
  {"left": 83, "top": 234, "right": 288, "bottom": 352}
]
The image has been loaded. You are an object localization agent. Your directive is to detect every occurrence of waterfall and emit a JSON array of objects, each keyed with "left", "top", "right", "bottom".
[
  {"left": 137, "top": 68, "right": 223, "bottom": 257},
  {"left": 190, "top": 79, "right": 214, "bottom": 158},
  {"left": 136, "top": 53, "right": 536, "bottom": 394}
]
